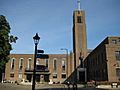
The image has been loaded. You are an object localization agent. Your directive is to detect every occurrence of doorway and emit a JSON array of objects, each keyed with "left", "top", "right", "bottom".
[
  {"left": 26, "top": 74, "right": 32, "bottom": 82},
  {"left": 79, "top": 71, "right": 85, "bottom": 82}
]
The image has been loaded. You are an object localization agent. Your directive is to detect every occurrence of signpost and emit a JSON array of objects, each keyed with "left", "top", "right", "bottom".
[
  {"left": 37, "top": 50, "right": 44, "bottom": 53},
  {"left": 37, "top": 49, "right": 49, "bottom": 59},
  {"left": 37, "top": 54, "right": 49, "bottom": 59}
]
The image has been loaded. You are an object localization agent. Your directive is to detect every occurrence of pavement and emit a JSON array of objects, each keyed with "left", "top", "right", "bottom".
[
  {"left": 1, "top": 83, "right": 120, "bottom": 90},
  {"left": 96, "top": 85, "right": 120, "bottom": 89},
  {"left": 0, "top": 83, "right": 31, "bottom": 90}
]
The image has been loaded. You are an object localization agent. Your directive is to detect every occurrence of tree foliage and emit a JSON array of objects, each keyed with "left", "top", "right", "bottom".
[{"left": 0, "top": 15, "right": 18, "bottom": 71}]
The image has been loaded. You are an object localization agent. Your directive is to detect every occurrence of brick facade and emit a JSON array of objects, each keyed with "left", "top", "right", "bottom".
[
  {"left": 5, "top": 54, "right": 75, "bottom": 83},
  {"left": 84, "top": 37, "right": 120, "bottom": 82}
]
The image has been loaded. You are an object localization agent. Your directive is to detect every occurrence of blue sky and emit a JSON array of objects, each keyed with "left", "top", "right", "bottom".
[{"left": 0, "top": 0, "right": 120, "bottom": 54}]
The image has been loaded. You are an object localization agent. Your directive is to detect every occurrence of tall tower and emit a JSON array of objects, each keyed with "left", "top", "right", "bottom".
[{"left": 73, "top": 0, "right": 87, "bottom": 69}]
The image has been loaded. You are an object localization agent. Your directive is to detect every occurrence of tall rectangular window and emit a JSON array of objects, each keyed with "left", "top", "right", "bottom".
[
  {"left": 53, "top": 59, "right": 57, "bottom": 72},
  {"left": 36, "top": 59, "right": 40, "bottom": 65},
  {"left": 116, "top": 68, "right": 120, "bottom": 77},
  {"left": 19, "top": 58, "right": 23, "bottom": 71},
  {"left": 115, "top": 51, "right": 120, "bottom": 60},
  {"left": 62, "top": 60, "right": 66, "bottom": 73},
  {"left": 28, "top": 58, "right": 32, "bottom": 70},
  {"left": 119, "top": 38, "right": 120, "bottom": 42},
  {"left": 45, "top": 59, "right": 48, "bottom": 69},
  {"left": 11, "top": 58, "right": 15, "bottom": 71}
]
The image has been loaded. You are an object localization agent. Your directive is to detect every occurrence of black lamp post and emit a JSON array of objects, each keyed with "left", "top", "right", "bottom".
[{"left": 32, "top": 33, "right": 40, "bottom": 90}]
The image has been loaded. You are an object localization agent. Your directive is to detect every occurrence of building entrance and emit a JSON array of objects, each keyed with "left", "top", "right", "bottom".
[
  {"left": 79, "top": 71, "right": 85, "bottom": 82},
  {"left": 36, "top": 75, "right": 40, "bottom": 82},
  {"left": 26, "top": 74, "right": 32, "bottom": 82},
  {"left": 77, "top": 68, "right": 87, "bottom": 83}
]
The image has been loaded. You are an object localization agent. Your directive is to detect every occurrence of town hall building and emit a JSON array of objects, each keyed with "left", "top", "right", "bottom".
[{"left": 4, "top": 1, "right": 120, "bottom": 84}]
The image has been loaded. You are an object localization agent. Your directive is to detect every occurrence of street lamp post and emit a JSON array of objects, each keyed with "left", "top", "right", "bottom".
[
  {"left": 32, "top": 33, "right": 40, "bottom": 90},
  {"left": 61, "top": 48, "right": 68, "bottom": 78}
]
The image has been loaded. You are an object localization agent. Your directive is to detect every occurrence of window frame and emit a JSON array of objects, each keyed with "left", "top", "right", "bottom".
[
  {"left": 115, "top": 51, "right": 120, "bottom": 60},
  {"left": 11, "top": 58, "right": 15, "bottom": 70},
  {"left": 19, "top": 58, "right": 24, "bottom": 71},
  {"left": 61, "top": 74, "right": 66, "bottom": 79},
  {"left": 53, "top": 59, "right": 57, "bottom": 72},
  {"left": 77, "top": 16, "right": 82, "bottom": 23}
]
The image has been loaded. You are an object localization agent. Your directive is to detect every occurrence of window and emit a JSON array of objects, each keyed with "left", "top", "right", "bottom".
[
  {"left": 101, "top": 53, "right": 104, "bottom": 64},
  {"left": 116, "top": 68, "right": 120, "bottom": 77},
  {"left": 53, "top": 74, "right": 57, "bottom": 78},
  {"left": 10, "top": 74, "right": 14, "bottom": 78},
  {"left": 115, "top": 51, "right": 120, "bottom": 60},
  {"left": 36, "top": 59, "right": 40, "bottom": 65},
  {"left": 53, "top": 59, "right": 57, "bottom": 72},
  {"left": 119, "top": 39, "right": 120, "bottom": 42},
  {"left": 11, "top": 58, "right": 15, "bottom": 70},
  {"left": 61, "top": 74, "right": 66, "bottom": 78},
  {"left": 19, "top": 58, "right": 23, "bottom": 71},
  {"left": 62, "top": 60, "right": 66, "bottom": 73},
  {"left": 77, "top": 16, "right": 82, "bottom": 23},
  {"left": 45, "top": 59, "right": 48, "bottom": 69},
  {"left": 112, "top": 40, "right": 117, "bottom": 44},
  {"left": 28, "top": 58, "right": 32, "bottom": 69},
  {"left": 19, "top": 74, "right": 22, "bottom": 79}
]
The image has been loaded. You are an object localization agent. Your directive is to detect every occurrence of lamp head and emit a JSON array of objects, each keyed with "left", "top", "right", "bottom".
[{"left": 33, "top": 33, "right": 40, "bottom": 45}]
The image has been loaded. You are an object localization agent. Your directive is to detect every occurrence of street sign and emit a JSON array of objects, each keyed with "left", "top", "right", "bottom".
[
  {"left": 37, "top": 54, "right": 49, "bottom": 59},
  {"left": 37, "top": 50, "right": 44, "bottom": 53}
]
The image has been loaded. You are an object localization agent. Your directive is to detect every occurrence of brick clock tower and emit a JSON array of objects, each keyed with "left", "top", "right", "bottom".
[
  {"left": 73, "top": 0, "right": 87, "bottom": 69},
  {"left": 73, "top": 0, "right": 87, "bottom": 83}
]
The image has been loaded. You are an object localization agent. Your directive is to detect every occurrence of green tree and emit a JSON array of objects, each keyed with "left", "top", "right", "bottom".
[{"left": 0, "top": 15, "right": 18, "bottom": 81}]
